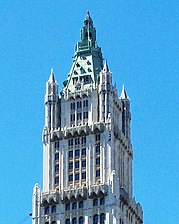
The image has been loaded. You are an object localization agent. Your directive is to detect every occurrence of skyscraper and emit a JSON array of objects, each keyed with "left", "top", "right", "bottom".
[{"left": 32, "top": 12, "right": 143, "bottom": 224}]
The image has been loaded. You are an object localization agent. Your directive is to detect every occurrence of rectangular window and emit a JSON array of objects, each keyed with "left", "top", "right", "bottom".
[
  {"left": 72, "top": 202, "right": 77, "bottom": 210},
  {"left": 55, "top": 153, "right": 59, "bottom": 161},
  {"left": 77, "top": 112, "right": 82, "bottom": 120},
  {"left": 75, "top": 173, "right": 79, "bottom": 181},
  {"left": 95, "top": 134, "right": 100, "bottom": 142},
  {"left": 83, "top": 111, "right": 88, "bottom": 119},
  {"left": 82, "top": 172, "right": 86, "bottom": 180},
  {"left": 73, "top": 77, "right": 78, "bottom": 84},
  {"left": 68, "top": 139, "right": 73, "bottom": 146},
  {"left": 83, "top": 100, "right": 88, "bottom": 108},
  {"left": 96, "top": 145, "right": 100, "bottom": 154},
  {"left": 71, "top": 102, "right": 75, "bottom": 110},
  {"left": 81, "top": 148, "right": 86, "bottom": 156},
  {"left": 75, "top": 161, "right": 79, "bottom": 169},
  {"left": 54, "top": 177, "right": 59, "bottom": 185},
  {"left": 69, "top": 162, "right": 73, "bottom": 170},
  {"left": 93, "top": 198, "right": 98, "bottom": 206},
  {"left": 79, "top": 201, "right": 84, "bottom": 209},
  {"left": 100, "top": 197, "right": 105, "bottom": 205},
  {"left": 68, "top": 174, "right": 73, "bottom": 182},
  {"left": 55, "top": 164, "right": 59, "bottom": 173},
  {"left": 82, "top": 160, "right": 86, "bottom": 168},
  {"left": 75, "top": 149, "right": 80, "bottom": 157},
  {"left": 44, "top": 206, "right": 49, "bottom": 215},
  {"left": 81, "top": 136, "right": 86, "bottom": 144},
  {"left": 77, "top": 101, "right": 82, "bottom": 109},
  {"left": 96, "top": 158, "right": 100, "bottom": 166},
  {"left": 70, "top": 114, "right": 75, "bottom": 121},
  {"left": 69, "top": 151, "right": 73, "bottom": 158},
  {"left": 96, "top": 170, "right": 100, "bottom": 177},
  {"left": 55, "top": 141, "right": 59, "bottom": 149},
  {"left": 52, "top": 205, "right": 56, "bottom": 213},
  {"left": 75, "top": 137, "right": 80, "bottom": 145},
  {"left": 65, "top": 203, "right": 70, "bottom": 211}
]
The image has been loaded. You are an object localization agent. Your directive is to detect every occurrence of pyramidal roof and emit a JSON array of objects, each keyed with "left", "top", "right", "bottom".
[{"left": 63, "top": 12, "right": 103, "bottom": 92}]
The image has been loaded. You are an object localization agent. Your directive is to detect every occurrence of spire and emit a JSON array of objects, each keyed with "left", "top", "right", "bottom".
[
  {"left": 120, "top": 84, "right": 128, "bottom": 99},
  {"left": 76, "top": 11, "right": 97, "bottom": 51},
  {"left": 103, "top": 60, "right": 109, "bottom": 72},
  {"left": 49, "top": 68, "right": 55, "bottom": 83}
]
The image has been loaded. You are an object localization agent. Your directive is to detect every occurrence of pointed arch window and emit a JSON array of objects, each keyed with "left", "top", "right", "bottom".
[
  {"left": 76, "top": 63, "right": 80, "bottom": 67},
  {"left": 52, "top": 205, "right": 56, "bottom": 213},
  {"left": 66, "top": 219, "right": 70, "bottom": 224},
  {"left": 65, "top": 203, "right": 70, "bottom": 211},
  {"left": 93, "top": 214, "right": 98, "bottom": 224},
  {"left": 72, "top": 202, "right": 77, "bottom": 210},
  {"left": 79, "top": 201, "right": 84, "bottom": 209},
  {"left": 100, "top": 197, "right": 105, "bottom": 205},
  {"left": 87, "top": 61, "right": 91, "bottom": 65},
  {"left": 93, "top": 198, "right": 98, "bottom": 206},
  {"left": 79, "top": 216, "right": 84, "bottom": 224},
  {"left": 72, "top": 217, "right": 77, "bottom": 224},
  {"left": 44, "top": 206, "right": 49, "bottom": 215},
  {"left": 80, "top": 67, "right": 86, "bottom": 74},
  {"left": 100, "top": 213, "right": 106, "bottom": 223}
]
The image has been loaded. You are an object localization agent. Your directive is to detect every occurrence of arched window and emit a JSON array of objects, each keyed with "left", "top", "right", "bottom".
[
  {"left": 51, "top": 221, "right": 56, "bottom": 224},
  {"left": 51, "top": 205, "right": 56, "bottom": 213},
  {"left": 93, "top": 214, "right": 98, "bottom": 224},
  {"left": 45, "top": 222, "right": 49, "bottom": 224},
  {"left": 72, "top": 202, "right": 77, "bottom": 210},
  {"left": 66, "top": 219, "right": 70, "bottom": 224},
  {"left": 93, "top": 198, "right": 98, "bottom": 206},
  {"left": 100, "top": 197, "right": 105, "bottom": 205},
  {"left": 79, "top": 201, "right": 84, "bottom": 209},
  {"left": 44, "top": 206, "right": 49, "bottom": 215},
  {"left": 72, "top": 217, "right": 77, "bottom": 224},
  {"left": 79, "top": 216, "right": 84, "bottom": 224},
  {"left": 100, "top": 213, "right": 106, "bottom": 224}
]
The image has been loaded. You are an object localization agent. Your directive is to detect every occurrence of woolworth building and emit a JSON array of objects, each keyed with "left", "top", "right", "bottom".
[{"left": 32, "top": 12, "right": 143, "bottom": 224}]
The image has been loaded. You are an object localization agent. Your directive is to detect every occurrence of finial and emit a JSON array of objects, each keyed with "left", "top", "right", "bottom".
[
  {"left": 84, "top": 11, "right": 93, "bottom": 25},
  {"left": 120, "top": 84, "right": 127, "bottom": 99},
  {"left": 86, "top": 11, "right": 90, "bottom": 19}
]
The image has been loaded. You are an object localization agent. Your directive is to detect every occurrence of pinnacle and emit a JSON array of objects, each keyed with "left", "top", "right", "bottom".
[
  {"left": 103, "top": 60, "right": 109, "bottom": 72},
  {"left": 49, "top": 68, "right": 55, "bottom": 83},
  {"left": 120, "top": 84, "right": 128, "bottom": 99}
]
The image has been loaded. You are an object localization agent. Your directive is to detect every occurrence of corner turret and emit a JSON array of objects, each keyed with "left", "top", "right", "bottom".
[
  {"left": 98, "top": 60, "right": 112, "bottom": 122},
  {"left": 45, "top": 69, "right": 60, "bottom": 130}
]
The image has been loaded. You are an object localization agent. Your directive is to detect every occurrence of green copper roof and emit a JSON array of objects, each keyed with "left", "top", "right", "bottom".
[{"left": 63, "top": 12, "right": 103, "bottom": 92}]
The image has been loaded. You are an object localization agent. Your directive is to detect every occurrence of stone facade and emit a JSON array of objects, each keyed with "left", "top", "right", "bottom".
[{"left": 32, "top": 12, "right": 143, "bottom": 224}]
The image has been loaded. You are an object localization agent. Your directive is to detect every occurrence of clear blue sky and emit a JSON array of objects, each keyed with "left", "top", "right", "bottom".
[{"left": 0, "top": 1, "right": 178, "bottom": 224}]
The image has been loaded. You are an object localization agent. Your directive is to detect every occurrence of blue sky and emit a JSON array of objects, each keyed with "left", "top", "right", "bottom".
[{"left": 0, "top": 1, "right": 178, "bottom": 223}]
